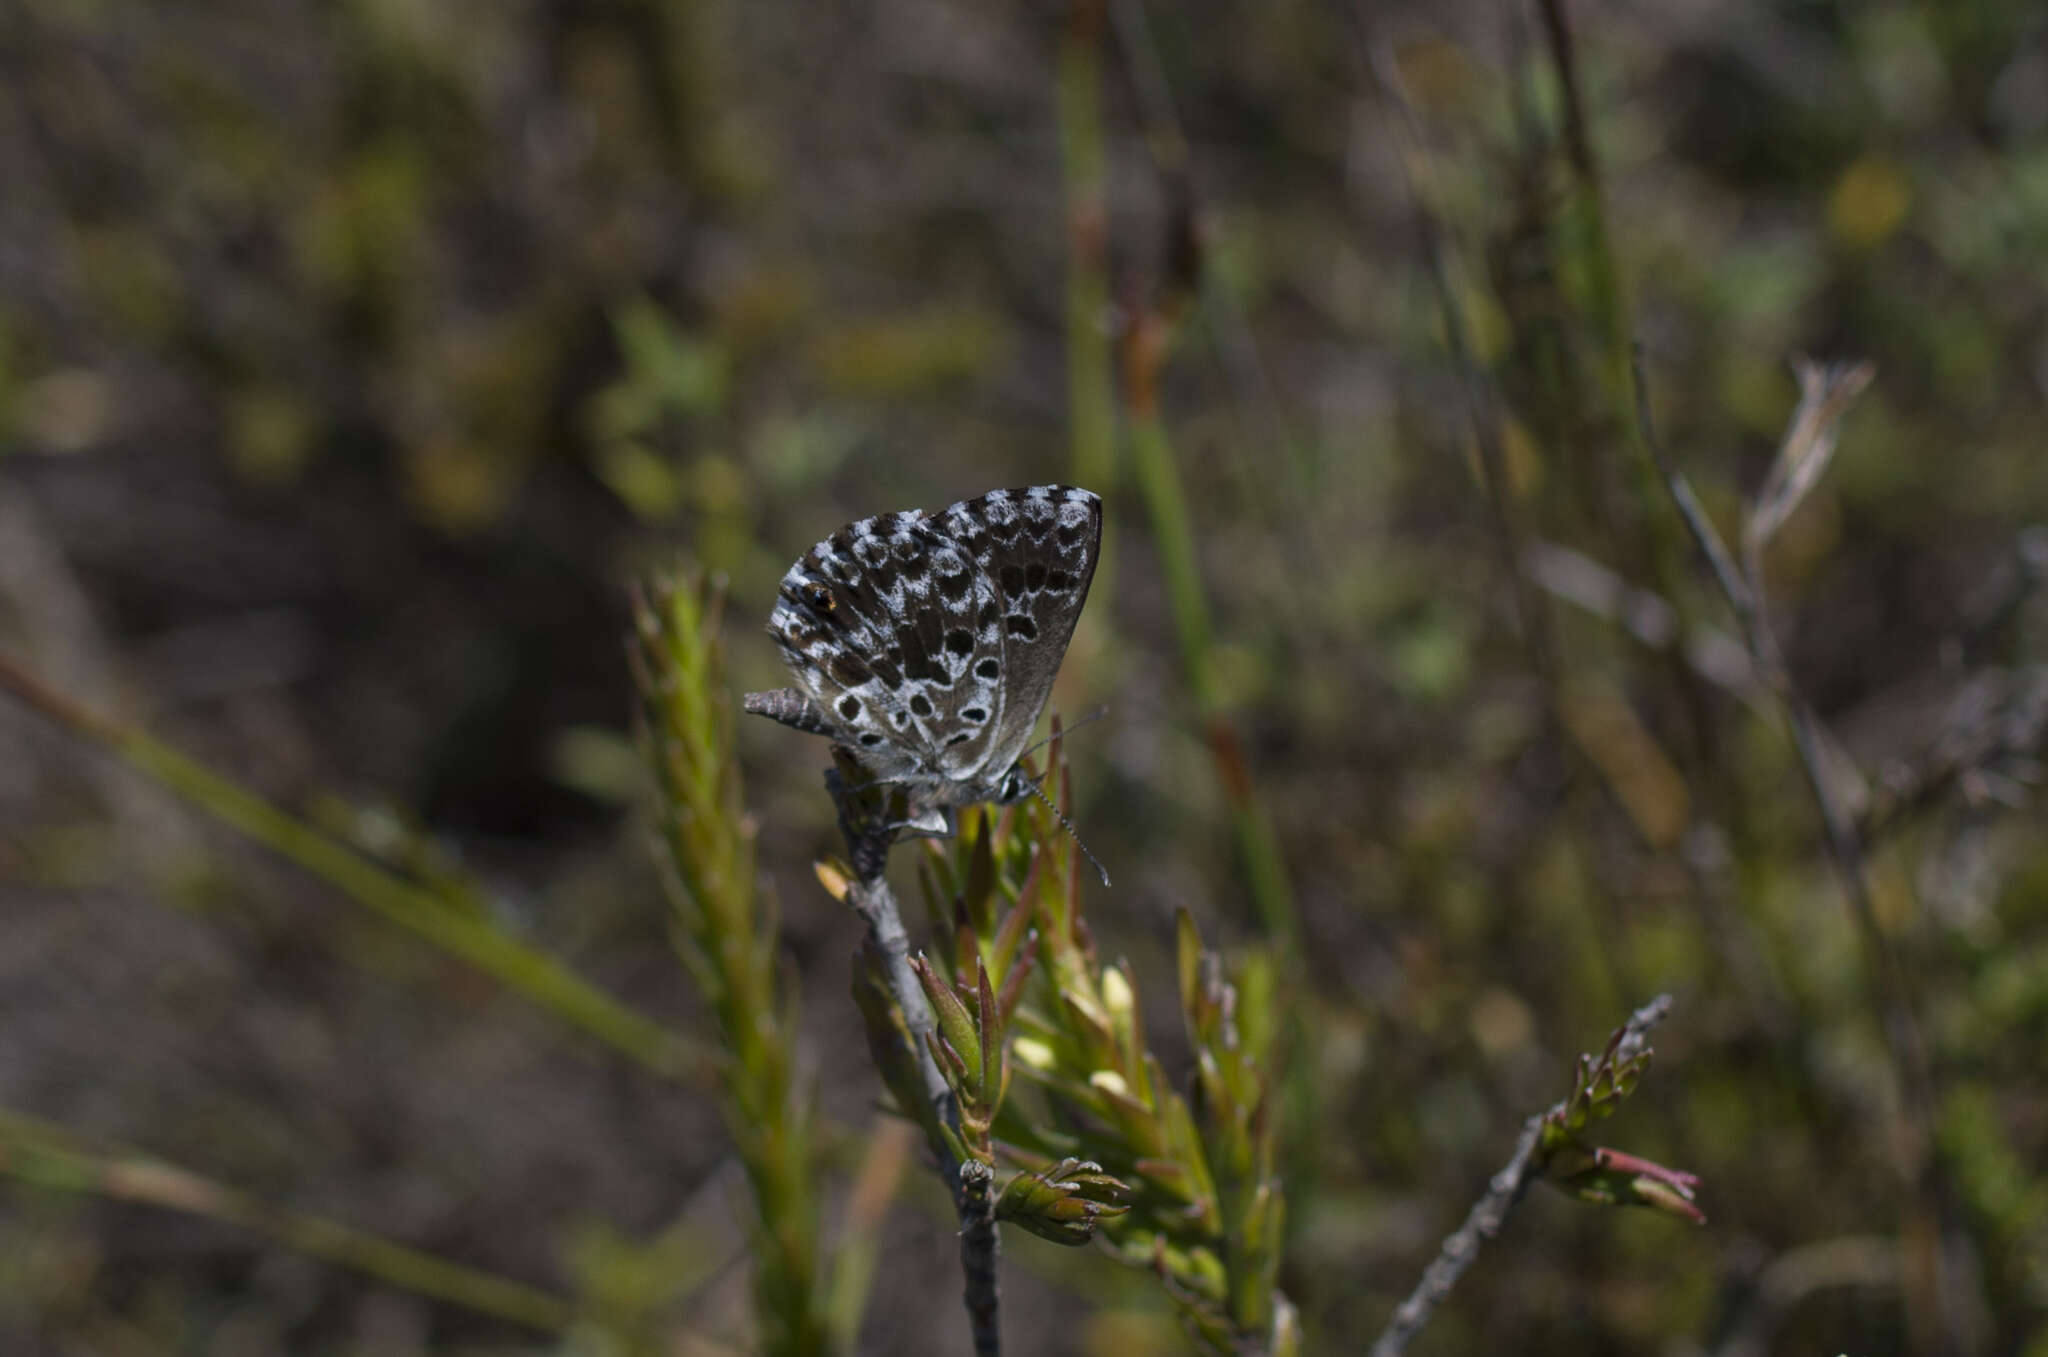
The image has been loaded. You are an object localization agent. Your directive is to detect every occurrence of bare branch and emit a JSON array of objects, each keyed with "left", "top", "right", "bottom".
[
  {"left": 1370, "top": 996, "right": 1675, "bottom": 1357},
  {"left": 959, "top": 1160, "right": 1001, "bottom": 1357},
  {"left": 1632, "top": 347, "right": 1958, "bottom": 1351},
  {"left": 825, "top": 777, "right": 999, "bottom": 1357}
]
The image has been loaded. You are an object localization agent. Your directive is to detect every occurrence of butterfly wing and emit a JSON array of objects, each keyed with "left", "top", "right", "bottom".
[
  {"left": 931, "top": 485, "right": 1101, "bottom": 785},
  {"left": 766, "top": 508, "right": 997, "bottom": 786}
]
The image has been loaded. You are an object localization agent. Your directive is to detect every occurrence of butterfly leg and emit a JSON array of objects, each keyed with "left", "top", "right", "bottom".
[{"left": 886, "top": 802, "right": 954, "bottom": 840}]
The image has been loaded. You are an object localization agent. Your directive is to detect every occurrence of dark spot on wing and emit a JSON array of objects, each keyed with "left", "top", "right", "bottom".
[
  {"left": 975, "top": 658, "right": 1000, "bottom": 680},
  {"left": 1005, "top": 615, "right": 1038, "bottom": 641},
  {"left": 838, "top": 696, "right": 861, "bottom": 720},
  {"left": 910, "top": 693, "right": 933, "bottom": 717},
  {"left": 828, "top": 652, "right": 871, "bottom": 688},
  {"left": 898, "top": 628, "right": 941, "bottom": 684},
  {"left": 945, "top": 629, "right": 975, "bottom": 656}
]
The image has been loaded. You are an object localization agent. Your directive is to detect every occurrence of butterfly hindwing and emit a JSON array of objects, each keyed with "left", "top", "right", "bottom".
[{"left": 934, "top": 486, "right": 1101, "bottom": 780}]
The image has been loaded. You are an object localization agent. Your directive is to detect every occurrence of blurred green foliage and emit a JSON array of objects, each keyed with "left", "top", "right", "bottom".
[{"left": 0, "top": 0, "right": 2046, "bottom": 1353}]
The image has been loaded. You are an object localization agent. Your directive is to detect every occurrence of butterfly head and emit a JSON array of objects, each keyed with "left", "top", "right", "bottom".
[{"left": 993, "top": 763, "right": 1037, "bottom": 805}]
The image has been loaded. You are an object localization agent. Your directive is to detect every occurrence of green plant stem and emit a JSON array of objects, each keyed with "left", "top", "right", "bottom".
[
  {"left": 0, "top": 1110, "right": 576, "bottom": 1332},
  {"left": 1124, "top": 386, "right": 1300, "bottom": 953},
  {"left": 1532, "top": 0, "right": 1636, "bottom": 548},
  {"left": 1534, "top": 0, "right": 1624, "bottom": 377},
  {"left": 1364, "top": 36, "right": 1554, "bottom": 678},
  {"left": 636, "top": 575, "right": 830, "bottom": 1357},
  {"left": 1533, "top": 0, "right": 1725, "bottom": 791},
  {"left": 1071, "top": 0, "right": 1297, "bottom": 949},
  {"left": 1059, "top": 0, "right": 1116, "bottom": 501},
  {"left": 0, "top": 652, "right": 711, "bottom": 1087}
]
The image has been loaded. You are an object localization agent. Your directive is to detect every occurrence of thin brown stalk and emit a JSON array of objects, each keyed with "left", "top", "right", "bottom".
[
  {"left": 1630, "top": 349, "right": 1956, "bottom": 1352},
  {"left": 1628, "top": 354, "right": 1909, "bottom": 1027}
]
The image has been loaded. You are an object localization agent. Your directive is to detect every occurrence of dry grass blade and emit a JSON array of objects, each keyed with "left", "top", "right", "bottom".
[
  {"left": 1744, "top": 357, "right": 1877, "bottom": 564},
  {"left": 0, "top": 1110, "right": 577, "bottom": 1332},
  {"left": 0, "top": 651, "right": 711, "bottom": 1085}
]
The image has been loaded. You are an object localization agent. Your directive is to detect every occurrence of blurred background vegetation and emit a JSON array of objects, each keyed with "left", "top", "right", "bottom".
[{"left": 2, "top": 0, "right": 2046, "bottom": 1352}]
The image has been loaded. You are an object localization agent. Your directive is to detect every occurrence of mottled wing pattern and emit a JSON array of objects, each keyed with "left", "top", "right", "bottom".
[
  {"left": 765, "top": 506, "right": 995, "bottom": 784},
  {"left": 763, "top": 484, "right": 1099, "bottom": 811},
  {"left": 931, "top": 486, "right": 1102, "bottom": 788}
]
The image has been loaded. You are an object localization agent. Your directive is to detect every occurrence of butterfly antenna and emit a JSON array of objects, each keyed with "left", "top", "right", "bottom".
[
  {"left": 1023, "top": 774, "right": 1111, "bottom": 888},
  {"left": 1015, "top": 705, "right": 1111, "bottom": 764}
]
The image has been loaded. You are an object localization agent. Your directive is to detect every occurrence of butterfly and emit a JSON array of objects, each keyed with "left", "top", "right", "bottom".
[{"left": 744, "top": 485, "right": 1102, "bottom": 838}]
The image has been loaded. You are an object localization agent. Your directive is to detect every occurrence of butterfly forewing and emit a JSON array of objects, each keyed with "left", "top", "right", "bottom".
[
  {"left": 769, "top": 512, "right": 941, "bottom": 782},
  {"left": 762, "top": 484, "right": 1100, "bottom": 817}
]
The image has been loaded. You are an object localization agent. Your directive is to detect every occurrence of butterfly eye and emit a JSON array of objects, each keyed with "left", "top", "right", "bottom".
[{"left": 805, "top": 583, "right": 835, "bottom": 612}]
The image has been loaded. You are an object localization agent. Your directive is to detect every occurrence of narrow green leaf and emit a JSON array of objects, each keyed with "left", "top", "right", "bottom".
[
  {"left": 914, "top": 955, "right": 982, "bottom": 1093},
  {"left": 976, "top": 959, "right": 999, "bottom": 1108}
]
